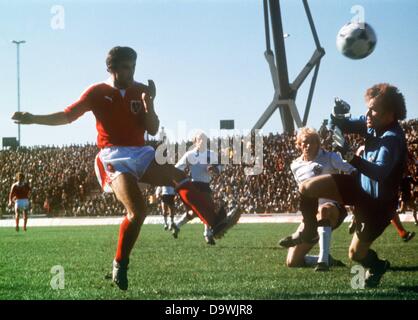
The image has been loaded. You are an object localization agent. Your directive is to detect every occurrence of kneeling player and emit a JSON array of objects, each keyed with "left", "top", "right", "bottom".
[{"left": 279, "top": 127, "right": 355, "bottom": 271}]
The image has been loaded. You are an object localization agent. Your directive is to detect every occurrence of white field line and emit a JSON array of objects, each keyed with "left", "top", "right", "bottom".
[{"left": 0, "top": 213, "right": 415, "bottom": 227}]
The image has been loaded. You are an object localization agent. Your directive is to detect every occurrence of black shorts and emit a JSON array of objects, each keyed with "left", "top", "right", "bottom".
[
  {"left": 161, "top": 194, "right": 175, "bottom": 207},
  {"left": 192, "top": 182, "right": 212, "bottom": 194},
  {"left": 332, "top": 174, "right": 394, "bottom": 243},
  {"left": 333, "top": 203, "right": 348, "bottom": 230},
  {"left": 401, "top": 193, "right": 411, "bottom": 202}
]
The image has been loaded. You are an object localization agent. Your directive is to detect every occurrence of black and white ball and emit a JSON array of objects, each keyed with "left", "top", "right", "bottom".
[{"left": 336, "top": 22, "right": 377, "bottom": 59}]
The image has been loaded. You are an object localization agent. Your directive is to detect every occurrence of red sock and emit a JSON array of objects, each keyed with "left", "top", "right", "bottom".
[
  {"left": 176, "top": 181, "right": 217, "bottom": 227},
  {"left": 391, "top": 214, "right": 406, "bottom": 238},
  {"left": 115, "top": 217, "right": 141, "bottom": 263},
  {"left": 23, "top": 217, "right": 28, "bottom": 230},
  {"left": 15, "top": 217, "right": 19, "bottom": 229}
]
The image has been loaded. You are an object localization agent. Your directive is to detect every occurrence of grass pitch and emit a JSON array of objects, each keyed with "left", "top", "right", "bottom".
[{"left": 0, "top": 222, "right": 417, "bottom": 300}]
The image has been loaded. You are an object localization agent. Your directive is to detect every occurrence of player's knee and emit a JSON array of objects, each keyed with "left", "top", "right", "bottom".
[
  {"left": 286, "top": 250, "right": 303, "bottom": 268},
  {"left": 286, "top": 257, "right": 303, "bottom": 268},
  {"left": 298, "top": 182, "right": 308, "bottom": 195},
  {"left": 127, "top": 202, "right": 147, "bottom": 223},
  {"left": 286, "top": 257, "right": 296, "bottom": 268}
]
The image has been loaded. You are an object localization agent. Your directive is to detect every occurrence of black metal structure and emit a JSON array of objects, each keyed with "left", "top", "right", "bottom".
[{"left": 253, "top": 0, "right": 325, "bottom": 133}]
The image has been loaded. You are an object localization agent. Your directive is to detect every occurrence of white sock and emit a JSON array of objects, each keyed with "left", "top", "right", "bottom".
[
  {"left": 317, "top": 226, "right": 332, "bottom": 264},
  {"left": 304, "top": 255, "right": 319, "bottom": 266},
  {"left": 176, "top": 213, "right": 190, "bottom": 228}
]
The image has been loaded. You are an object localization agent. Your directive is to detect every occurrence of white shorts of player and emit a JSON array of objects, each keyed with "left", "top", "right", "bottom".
[
  {"left": 95, "top": 146, "right": 155, "bottom": 193},
  {"left": 15, "top": 199, "right": 29, "bottom": 211}
]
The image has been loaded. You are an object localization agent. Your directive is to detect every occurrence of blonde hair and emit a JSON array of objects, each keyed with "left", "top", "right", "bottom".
[
  {"left": 296, "top": 127, "right": 320, "bottom": 148},
  {"left": 192, "top": 131, "right": 208, "bottom": 145}
]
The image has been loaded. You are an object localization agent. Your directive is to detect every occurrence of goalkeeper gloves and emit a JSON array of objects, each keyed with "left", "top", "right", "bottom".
[{"left": 332, "top": 127, "right": 355, "bottom": 162}]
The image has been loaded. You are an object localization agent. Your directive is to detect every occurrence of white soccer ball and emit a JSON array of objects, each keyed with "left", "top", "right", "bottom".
[{"left": 336, "top": 22, "right": 377, "bottom": 59}]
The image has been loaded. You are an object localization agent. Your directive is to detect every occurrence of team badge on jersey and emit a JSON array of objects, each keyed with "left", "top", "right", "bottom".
[{"left": 130, "top": 100, "right": 143, "bottom": 114}]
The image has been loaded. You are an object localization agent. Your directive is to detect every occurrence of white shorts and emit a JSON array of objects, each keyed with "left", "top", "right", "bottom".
[
  {"left": 95, "top": 146, "right": 155, "bottom": 193},
  {"left": 15, "top": 199, "right": 30, "bottom": 211}
]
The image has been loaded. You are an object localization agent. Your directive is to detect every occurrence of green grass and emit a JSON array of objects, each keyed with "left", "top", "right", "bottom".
[{"left": 0, "top": 223, "right": 417, "bottom": 300}]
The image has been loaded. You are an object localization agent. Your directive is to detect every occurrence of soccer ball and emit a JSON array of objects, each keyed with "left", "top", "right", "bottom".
[{"left": 336, "top": 22, "right": 377, "bottom": 59}]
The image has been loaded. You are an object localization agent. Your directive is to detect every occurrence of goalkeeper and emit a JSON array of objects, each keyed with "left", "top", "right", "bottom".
[{"left": 283, "top": 83, "right": 408, "bottom": 288}]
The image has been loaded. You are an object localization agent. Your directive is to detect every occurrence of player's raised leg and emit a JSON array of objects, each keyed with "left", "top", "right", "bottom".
[{"left": 141, "top": 161, "right": 241, "bottom": 239}]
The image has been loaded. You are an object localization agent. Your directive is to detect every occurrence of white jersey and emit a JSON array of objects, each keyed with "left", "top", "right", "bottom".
[
  {"left": 155, "top": 186, "right": 175, "bottom": 196},
  {"left": 291, "top": 149, "right": 356, "bottom": 205},
  {"left": 175, "top": 148, "right": 221, "bottom": 183}
]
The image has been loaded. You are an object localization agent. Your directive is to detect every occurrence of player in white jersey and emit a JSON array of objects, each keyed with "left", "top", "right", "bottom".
[
  {"left": 279, "top": 127, "right": 356, "bottom": 271},
  {"left": 155, "top": 186, "right": 176, "bottom": 231},
  {"left": 172, "top": 131, "right": 222, "bottom": 245}
]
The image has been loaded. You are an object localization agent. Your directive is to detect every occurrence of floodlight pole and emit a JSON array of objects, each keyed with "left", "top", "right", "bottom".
[
  {"left": 12, "top": 40, "right": 26, "bottom": 146},
  {"left": 253, "top": 0, "right": 325, "bottom": 134}
]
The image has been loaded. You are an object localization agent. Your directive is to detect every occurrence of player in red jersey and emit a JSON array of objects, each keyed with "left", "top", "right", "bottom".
[
  {"left": 8, "top": 172, "right": 31, "bottom": 232},
  {"left": 12, "top": 46, "right": 241, "bottom": 290}
]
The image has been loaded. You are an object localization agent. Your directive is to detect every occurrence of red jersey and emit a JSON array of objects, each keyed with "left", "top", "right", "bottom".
[
  {"left": 64, "top": 80, "right": 150, "bottom": 149},
  {"left": 11, "top": 182, "right": 31, "bottom": 200}
]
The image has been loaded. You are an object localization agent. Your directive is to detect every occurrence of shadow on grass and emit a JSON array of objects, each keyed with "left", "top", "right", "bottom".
[
  {"left": 397, "top": 286, "right": 418, "bottom": 293},
  {"left": 390, "top": 266, "right": 418, "bottom": 272}
]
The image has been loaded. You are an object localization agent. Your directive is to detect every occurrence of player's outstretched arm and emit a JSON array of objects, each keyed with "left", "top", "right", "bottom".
[{"left": 12, "top": 111, "right": 69, "bottom": 126}]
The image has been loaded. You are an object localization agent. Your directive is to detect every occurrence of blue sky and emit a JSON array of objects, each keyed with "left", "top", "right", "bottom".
[{"left": 1, "top": 0, "right": 417, "bottom": 146}]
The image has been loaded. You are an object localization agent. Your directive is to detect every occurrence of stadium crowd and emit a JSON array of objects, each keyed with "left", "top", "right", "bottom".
[{"left": 1, "top": 119, "right": 417, "bottom": 217}]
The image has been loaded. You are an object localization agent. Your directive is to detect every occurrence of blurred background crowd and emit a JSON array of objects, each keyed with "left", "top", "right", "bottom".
[{"left": 1, "top": 119, "right": 417, "bottom": 217}]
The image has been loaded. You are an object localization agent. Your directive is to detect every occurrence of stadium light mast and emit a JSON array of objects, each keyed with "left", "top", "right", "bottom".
[
  {"left": 12, "top": 40, "right": 26, "bottom": 146},
  {"left": 253, "top": 0, "right": 325, "bottom": 134}
]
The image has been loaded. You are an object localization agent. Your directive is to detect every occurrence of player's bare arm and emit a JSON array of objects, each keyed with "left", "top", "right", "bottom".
[
  {"left": 8, "top": 185, "right": 15, "bottom": 206},
  {"left": 11, "top": 111, "right": 69, "bottom": 126}
]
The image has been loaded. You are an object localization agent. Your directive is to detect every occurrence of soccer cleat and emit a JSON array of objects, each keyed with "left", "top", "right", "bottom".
[
  {"left": 112, "top": 259, "right": 129, "bottom": 291},
  {"left": 212, "top": 207, "right": 242, "bottom": 240},
  {"left": 171, "top": 224, "right": 180, "bottom": 239},
  {"left": 364, "top": 260, "right": 390, "bottom": 288},
  {"left": 278, "top": 236, "right": 294, "bottom": 248},
  {"left": 329, "top": 255, "right": 346, "bottom": 267},
  {"left": 163, "top": 223, "right": 169, "bottom": 231},
  {"left": 314, "top": 262, "right": 329, "bottom": 272},
  {"left": 278, "top": 230, "right": 319, "bottom": 248},
  {"left": 205, "top": 235, "right": 216, "bottom": 245},
  {"left": 15, "top": 226, "right": 19, "bottom": 232},
  {"left": 402, "top": 231, "right": 415, "bottom": 242}
]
